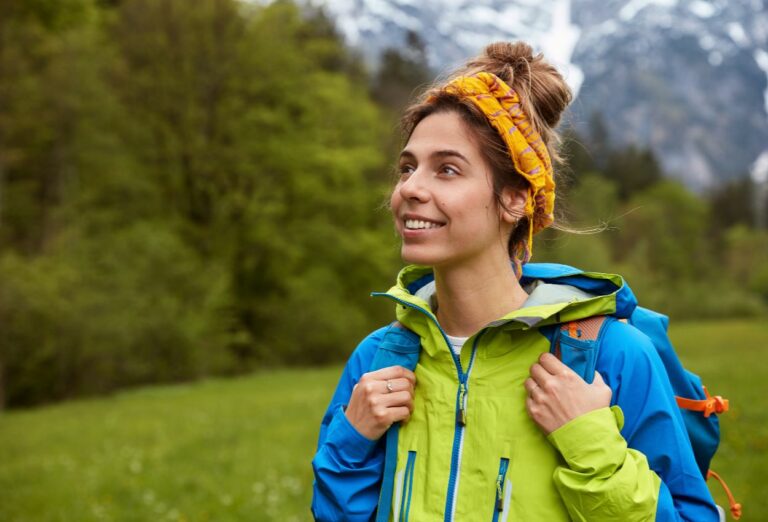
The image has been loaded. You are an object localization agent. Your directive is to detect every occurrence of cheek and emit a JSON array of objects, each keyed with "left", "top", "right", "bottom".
[{"left": 390, "top": 189, "right": 402, "bottom": 214}]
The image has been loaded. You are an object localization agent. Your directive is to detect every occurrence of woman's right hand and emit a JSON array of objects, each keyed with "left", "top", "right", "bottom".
[{"left": 345, "top": 365, "right": 417, "bottom": 441}]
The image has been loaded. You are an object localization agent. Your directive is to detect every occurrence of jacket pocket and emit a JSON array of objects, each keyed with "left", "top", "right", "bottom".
[
  {"left": 491, "top": 457, "right": 512, "bottom": 522},
  {"left": 393, "top": 450, "right": 417, "bottom": 522}
]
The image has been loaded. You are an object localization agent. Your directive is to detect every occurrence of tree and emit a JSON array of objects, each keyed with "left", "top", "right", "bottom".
[
  {"left": 604, "top": 145, "right": 663, "bottom": 200},
  {"left": 617, "top": 181, "right": 710, "bottom": 281},
  {"left": 706, "top": 175, "right": 754, "bottom": 234},
  {"left": 371, "top": 30, "right": 432, "bottom": 113}
]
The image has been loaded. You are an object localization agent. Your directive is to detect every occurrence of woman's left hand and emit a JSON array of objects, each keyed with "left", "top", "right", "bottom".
[{"left": 524, "top": 352, "right": 612, "bottom": 435}]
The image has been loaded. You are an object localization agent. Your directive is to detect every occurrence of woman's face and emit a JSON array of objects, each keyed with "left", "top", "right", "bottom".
[{"left": 391, "top": 110, "right": 524, "bottom": 269}]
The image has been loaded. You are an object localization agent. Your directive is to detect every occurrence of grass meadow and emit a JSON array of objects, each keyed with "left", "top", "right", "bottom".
[{"left": 1, "top": 319, "right": 765, "bottom": 521}]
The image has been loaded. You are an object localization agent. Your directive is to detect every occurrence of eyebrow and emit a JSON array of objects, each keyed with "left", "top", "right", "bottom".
[{"left": 399, "top": 149, "right": 470, "bottom": 164}]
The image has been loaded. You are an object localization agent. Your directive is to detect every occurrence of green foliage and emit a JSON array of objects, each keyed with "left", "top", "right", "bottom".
[
  {"left": 539, "top": 149, "right": 768, "bottom": 318},
  {"left": 618, "top": 181, "right": 710, "bottom": 281},
  {"left": 707, "top": 176, "right": 756, "bottom": 233},
  {"left": 603, "top": 145, "right": 663, "bottom": 200},
  {"left": 371, "top": 31, "right": 432, "bottom": 114},
  {"left": 724, "top": 225, "right": 768, "bottom": 300},
  {"left": 0, "top": 0, "right": 398, "bottom": 407},
  {"left": 0, "top": 222, "right": 230, "bottom": 407}
]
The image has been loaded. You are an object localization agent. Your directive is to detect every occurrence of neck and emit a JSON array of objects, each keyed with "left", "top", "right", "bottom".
[{"left": 433, "top": 252, "right": 529, "bottom": 337}]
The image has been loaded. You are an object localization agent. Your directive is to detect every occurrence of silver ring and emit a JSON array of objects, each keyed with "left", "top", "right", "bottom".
[{"left": 386, "top": 380, "right": 394, "bottom": 393}]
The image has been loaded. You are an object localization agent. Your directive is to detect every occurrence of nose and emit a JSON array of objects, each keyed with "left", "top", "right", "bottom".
[{"left": 397, "top": 169, "right": 430, "bottom": 203}]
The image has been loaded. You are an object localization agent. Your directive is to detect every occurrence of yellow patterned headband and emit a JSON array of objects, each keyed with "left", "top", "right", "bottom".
[{"left": 428, "top": 72, "right": 555, "bottom": 266}]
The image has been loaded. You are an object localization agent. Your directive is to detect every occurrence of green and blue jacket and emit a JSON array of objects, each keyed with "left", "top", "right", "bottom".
[{"left": 312, "top": 263, "right": 719, "bottom": 521}]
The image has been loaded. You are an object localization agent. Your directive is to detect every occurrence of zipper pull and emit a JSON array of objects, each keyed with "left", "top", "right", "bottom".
[
  {"left": 457, "top": 382, "right": 467, "bottom": 426},
  {"left": 496, "top": 473, "right": 504, "bottom": 511}
]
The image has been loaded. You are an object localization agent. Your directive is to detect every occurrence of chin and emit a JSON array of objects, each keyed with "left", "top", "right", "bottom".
[
  {"left": 400, "top": 246, "right": 448, "bottom": 267},
  {"left": 400, "top": 247, "right": 435, "bottom": 266}
]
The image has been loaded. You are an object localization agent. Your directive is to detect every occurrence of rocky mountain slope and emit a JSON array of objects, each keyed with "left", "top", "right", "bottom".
[{"left": 322, "top": 0, "right": 768, "bottom": 189}]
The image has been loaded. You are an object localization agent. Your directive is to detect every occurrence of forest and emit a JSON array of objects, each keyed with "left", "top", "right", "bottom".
[{"left": 1, "top": 0, "right": 767, "bottom": 409}]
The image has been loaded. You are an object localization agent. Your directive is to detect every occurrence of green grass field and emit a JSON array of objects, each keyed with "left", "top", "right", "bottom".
[{"left": 1, "top": 319, "right": 765, "bottom": 521}]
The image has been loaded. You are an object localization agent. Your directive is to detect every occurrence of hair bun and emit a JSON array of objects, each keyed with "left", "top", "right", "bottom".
[
  {"left": 431, "top": 40, "right": 573, "bottom": 163},
  {"left": 484, "top": 41, "right": 535, "bottom": 70},
  {"left": 475, "top": 41, "right": 571, "bottom": 129}
]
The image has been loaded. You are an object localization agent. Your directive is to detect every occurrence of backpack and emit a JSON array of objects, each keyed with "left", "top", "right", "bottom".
[
  {"left": 370, "top": 267, "right": 741, "bottom": 521},
  {"left": 547, "top": 310, "right": 740, "bottom": 520}
]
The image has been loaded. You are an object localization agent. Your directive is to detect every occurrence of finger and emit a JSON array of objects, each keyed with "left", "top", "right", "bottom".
[
  {"left": 383, "top": 377, "right": 415, "bottom": 395},
  {"left": 538, "top": 352, "right": 573, "bottom": 376},
  {"left": 369, "top": 366, "right": 417, "bottom": 385},
  {"left": 592, "top": 371, "right": 606, "bottom": 386},
  {"left": 379, "top": 390, "right": 413, "bottom": 408},
  {"left": 529, "top": 363, "right": 551, "bottom": 386},
  {"left": 524, "top": 378, "right": 543, "bottom": 402},
  {"left": 389, "top": 406, "right": 412, "bottom": 423},
  {"left": 525, "top": 395, "right": 537, "bottom": 416}
]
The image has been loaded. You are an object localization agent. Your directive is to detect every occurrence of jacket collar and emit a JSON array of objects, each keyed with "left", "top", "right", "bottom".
[{"left": 372, "top": 263, "right": 637, "bottom": 356}]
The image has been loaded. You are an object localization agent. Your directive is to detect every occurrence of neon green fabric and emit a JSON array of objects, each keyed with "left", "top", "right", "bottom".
[
  {"left": 548, "top": 407, "right": 660, "bottom": 521},
  {"left": 379, "top": 265, "right": 660, "bottom": 521}
]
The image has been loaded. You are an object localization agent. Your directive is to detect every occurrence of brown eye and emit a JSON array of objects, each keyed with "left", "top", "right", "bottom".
[{"left": 440, "top": 165, "right": 460, "bottom": 177}]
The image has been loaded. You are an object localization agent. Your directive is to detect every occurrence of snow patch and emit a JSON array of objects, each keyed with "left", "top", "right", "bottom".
[
  {"left": 543, "top": 0, "right": 583, "bottom": 95},
  {"left": 364, "top": 0, "right": 421, "bottom": 31},
  {"left": 726, "top": 22, "right": 750, "bottom": 47},
  {"left": 619, "top": 0, "right": 678, "bottom": 21},
  {"left": 596, "top": 19, "right": 619, "bottom": 36},
  {"left": 751, "top": 150, "right": 768, "bottom": 184},
  {"left": 336, "top": 17, "right": 361, "bottom": 46},
  {"left": 688, "top": 1, "right": 717, "bottom": 18},
  {"left": 698, "top": 34, "right": 716, "bottom": 50},
  {"left": 755, "top": 49, "right": 768, "bottom": 115}
]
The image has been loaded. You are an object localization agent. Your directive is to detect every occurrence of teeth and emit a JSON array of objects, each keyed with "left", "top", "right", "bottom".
[{"left": 405, "top": 219, "right": 443, "bottom": 230}]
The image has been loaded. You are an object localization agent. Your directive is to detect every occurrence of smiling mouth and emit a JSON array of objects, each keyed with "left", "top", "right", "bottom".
[{"left": 404, "top": 219, "right": 445, "bottom": 230}]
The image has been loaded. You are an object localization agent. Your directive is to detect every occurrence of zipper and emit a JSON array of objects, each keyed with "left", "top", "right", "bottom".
[
  {"left": 444, "top": 330, "right": 484, "bottom": 521},
  {"left": 457, "top": 382, "right": 467, "bottom": 426},
  {"left": 398, "top": 450, "right": 417, "bottom": 522},
  {"left": 492, "top": 458, "right": 510, "bottom": 522},
  {"left": 371, "top": 292, "right": 485, "bottom": 522}
]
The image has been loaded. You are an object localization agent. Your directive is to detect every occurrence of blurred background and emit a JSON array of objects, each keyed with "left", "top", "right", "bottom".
[{"left": 0, "top": 0, "right": 766, "bottom": 520}]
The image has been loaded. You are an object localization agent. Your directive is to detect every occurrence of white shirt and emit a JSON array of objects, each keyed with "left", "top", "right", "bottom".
[{"left": 445, "top": 333, "right": 469, "bottom": 356}]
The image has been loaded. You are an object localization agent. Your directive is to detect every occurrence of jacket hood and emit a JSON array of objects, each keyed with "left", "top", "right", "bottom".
[{"left": 372, "top": 262, "right": 637, "bottom": 335}]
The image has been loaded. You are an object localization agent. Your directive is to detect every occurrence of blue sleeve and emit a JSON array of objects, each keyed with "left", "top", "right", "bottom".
[
  {"left": 311, "top": 327, "right": 388, "bottom": 522},
  {"left": 597, "top": 320, "right": 720, "bottom": 522}
]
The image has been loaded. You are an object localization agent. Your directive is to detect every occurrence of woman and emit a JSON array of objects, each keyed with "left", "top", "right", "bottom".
[{"left": 311, "top": 42, "right": 719, "bottom": 521}]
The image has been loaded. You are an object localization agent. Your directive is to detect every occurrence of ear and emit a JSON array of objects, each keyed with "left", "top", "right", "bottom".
[{"left": 499, "top": 187, "right": 527, "bottom": 224}]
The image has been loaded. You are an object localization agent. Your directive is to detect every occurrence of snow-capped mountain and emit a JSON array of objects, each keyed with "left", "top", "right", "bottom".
[{"left": 321, "top": 0, "right": 768, "bottom": 190}]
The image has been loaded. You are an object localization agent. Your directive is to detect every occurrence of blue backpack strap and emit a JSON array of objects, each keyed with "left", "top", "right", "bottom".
[
  {"left": 370, "top": 321, "right": 421, "bottom": 522},
  {"left": 629, "top": 307, "right": 724, "bottom": 477},
  {"left": 546, "top": 315, "right": 614, "bottom": 384}
]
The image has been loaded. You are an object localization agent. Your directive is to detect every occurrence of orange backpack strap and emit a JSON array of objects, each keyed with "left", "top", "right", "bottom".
[
  {"left": 707, "top": 469, "right": 742, "bottom": 520},
  {"left": 676, "top": 385, "right": 729, "bottom": 418}
]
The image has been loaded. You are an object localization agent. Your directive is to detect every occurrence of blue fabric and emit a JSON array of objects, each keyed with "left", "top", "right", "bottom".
[
  {"left": 520, "top": 262, "right": 638, "bottom": 319},
  {"left": 547, "top": 316, "right": 616, "bottom": 384},
  {"left": 596, "top": 319, "right": 719, "bottom": 521},
  {"left": 311, "top": 264, "right": 719, "bottom": 521},
  {"left": 630, "top": 307, "right": 721, "bottom": 476},
  {"left": 370, "top": 323, "right": 420, "bottom": 522},
  {"left": 311, "top": 327, "right": 385, "bottom": 522}
]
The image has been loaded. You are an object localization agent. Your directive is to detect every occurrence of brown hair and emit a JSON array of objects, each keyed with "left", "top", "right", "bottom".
[{"left": 398, "top": 41, "right": 573, "bottom": 258}]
